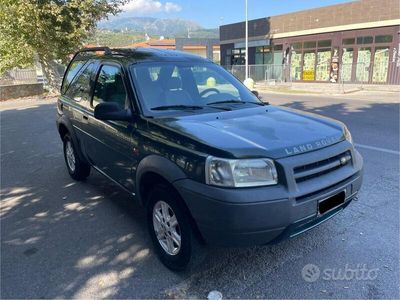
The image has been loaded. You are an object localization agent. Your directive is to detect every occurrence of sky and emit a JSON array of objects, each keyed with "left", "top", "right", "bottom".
[{"left": 119, "top": 0, "right": 355, "bottom": 28}]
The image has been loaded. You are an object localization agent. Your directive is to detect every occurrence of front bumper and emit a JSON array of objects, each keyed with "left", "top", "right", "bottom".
[{"left": 173, "top": 141, "right": 363, "bottom": 247}]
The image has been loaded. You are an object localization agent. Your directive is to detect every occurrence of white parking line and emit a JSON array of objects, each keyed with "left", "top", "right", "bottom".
[{"left": 355, "top": 143, "right": 400, "bottom": 155}]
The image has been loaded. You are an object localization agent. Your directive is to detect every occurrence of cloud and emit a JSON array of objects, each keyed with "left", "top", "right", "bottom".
[
  {"left": 122, "top": 0, "right": 182, "bottom": 14},
  {"left": 164, "top": 2, "right": 182, "bottom": 12}
]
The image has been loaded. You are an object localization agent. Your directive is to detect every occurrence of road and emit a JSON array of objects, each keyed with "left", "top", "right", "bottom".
[{"left": 1, "top": 94, "right": 399, "bottom": 299}]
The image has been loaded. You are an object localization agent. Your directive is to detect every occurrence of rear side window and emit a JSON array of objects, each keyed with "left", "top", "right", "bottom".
[
  {"left": 61, "top": 60, "right": 87, "bottom": 94},
  {"left": 65, "top": 63, "right": 96, "bottom": 103},
  {"left": 92, "top": 65, "right": 127, "bottom": 109}
]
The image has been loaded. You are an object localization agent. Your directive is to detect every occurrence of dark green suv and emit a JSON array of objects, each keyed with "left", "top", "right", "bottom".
[{"left": 57, "top": 47, "right": 363, "bottom": 270}]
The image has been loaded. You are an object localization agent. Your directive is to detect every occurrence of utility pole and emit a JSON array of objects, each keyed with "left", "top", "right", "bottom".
[{"left": 245, "top": 0, "right": 249, "bottom": 80}]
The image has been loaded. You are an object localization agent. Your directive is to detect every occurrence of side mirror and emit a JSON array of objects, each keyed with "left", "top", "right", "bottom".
[
  {"left": 252, "top": 90, "right": 262, "bottom": 99},
  {"left": 94, "top": 102, "right": 132, "bottom": 121}
]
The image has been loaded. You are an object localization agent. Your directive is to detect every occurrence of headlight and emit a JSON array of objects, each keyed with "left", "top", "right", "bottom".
[
  {"left": 344, "top": 126, "right": 353, "bottom": 144},
  {"left": 205, "top": 156, "right": 278, "bottom": 187}
]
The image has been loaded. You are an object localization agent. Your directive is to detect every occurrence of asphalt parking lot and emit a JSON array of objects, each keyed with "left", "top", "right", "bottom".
[{"left": 1, "top": 93, "right": 399, "bottom": 299}]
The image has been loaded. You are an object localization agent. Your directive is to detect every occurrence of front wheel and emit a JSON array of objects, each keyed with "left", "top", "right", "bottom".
[
  {"left": 63, "top": 134, "right": 91, "bottom": 181},
  {"left": 147, "top": 184, "right": 193, "bottom": 271}
]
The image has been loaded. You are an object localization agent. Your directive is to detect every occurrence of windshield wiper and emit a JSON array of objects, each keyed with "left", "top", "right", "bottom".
[
  {"left": 207, "top": 100, "right": 266, "bottom": 106},
  {"left": 151, "top": 105, "right": 204, "bottom": 111}
]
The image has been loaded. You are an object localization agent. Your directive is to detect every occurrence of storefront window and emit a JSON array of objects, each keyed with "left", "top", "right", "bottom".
[
  {"left": 318, "top": 40, "right": 332, "bottom": 47},
  {"left": 375, "top": 35, "right": 393, "bottom": 43},
  {"left": 255, "top": 45, "right": 283, "bottom": 65},
  {"left": 316, "top": 49, "right": 331, "bottom": 81},
  {"left": 272, "top": 45, "right": 283, "bottom": 80},
  {"left": 342, "top": 38, "right": 355, "bottom": 45},
  {"left": 304, "top": 41, "right": 317, "bottom": 49},
  {"left": 230, "top": 48, "right": 246, "bottom": 65},
  {"left": 255, "top": 45, "right": 283, "bottom": 81},
  {"left": 356, "top": 47, "right": 371, "bottom": 82},
  {"left": 289, "top": 39, "right": 335, "bottom": 81},
  {"left": 372, "top": 47, "right": 389, "bottom": 83},
  {"left": 273, "top": 51, "right": 283, "bottom": 65},
  {"left": 341, "top": 48, "right": 354, "bottom": 82},
  {"left": 357, "top": 36, "right": 373, "bottom": 45},
  {"left": 290, "top": 51, "right": 302, "bottom": 80},
  {"left": 264, "top": 50, "right": 273, "bottom": 64},
  {"left": 292, "top": 42, "right": 302, "bottom": 50},
  {"left": 303, "top": 51, "right": 316, "bottom": 81}
]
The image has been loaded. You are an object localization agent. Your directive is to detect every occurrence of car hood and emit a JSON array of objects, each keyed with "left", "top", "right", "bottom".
[{"left": 148, "top": 106, "right": 346, "bottom": 159}]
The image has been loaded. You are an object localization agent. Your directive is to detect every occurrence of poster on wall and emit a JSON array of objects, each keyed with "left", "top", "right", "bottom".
[
  {"left": 330, "top": 48, "right": 339, "bottom": 83},
  {"left": 302, "top": 51, "right": 316, "bottom": 81}
]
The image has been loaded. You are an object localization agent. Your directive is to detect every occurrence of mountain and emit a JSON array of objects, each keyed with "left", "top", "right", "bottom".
[{"left": 98, "top": 17, "right": 218, "bottom": 38}]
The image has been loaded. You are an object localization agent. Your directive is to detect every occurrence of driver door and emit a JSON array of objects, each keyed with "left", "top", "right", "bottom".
[{"left": 85, "top": 63, "right": 138, "bottom": 191}]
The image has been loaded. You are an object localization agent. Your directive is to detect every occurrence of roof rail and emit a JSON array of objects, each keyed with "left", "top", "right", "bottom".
[{"left": 78, "top": 47, "right": 112, "bottom": 55}]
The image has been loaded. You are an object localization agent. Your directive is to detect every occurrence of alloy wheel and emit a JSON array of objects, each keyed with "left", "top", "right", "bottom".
[
  {"left": 65, "top": 141, "right": 76, "bottom": 172},
  {"left": 152, "top": 200, "right": 181, "bottom": 255}
]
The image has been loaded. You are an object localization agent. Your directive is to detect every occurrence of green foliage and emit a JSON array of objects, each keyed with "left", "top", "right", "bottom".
[
  {"left": 0, "top": 0, "right": 126, "bottom": 75},
  {"left": 85, "top": 29, "right": 151, "bottom": 47}
]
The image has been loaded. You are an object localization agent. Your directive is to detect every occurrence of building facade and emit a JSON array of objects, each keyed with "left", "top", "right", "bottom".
[
  {"left": 125, "top": 38, "right": 220, "bottom": 63},
  {"left": 220, "top": 0, "right": 400, "bottom": 84}
]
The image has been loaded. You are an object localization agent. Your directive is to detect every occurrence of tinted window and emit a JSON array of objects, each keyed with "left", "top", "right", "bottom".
[
  {"left": 318, "top": 40, "right": 331, "bottom": 47},
  {"left": 357, "top": 36, "right": 373, "bottom": 44},
  {"left": 92, "top": 65, "right": 127, "bottom": 109},
  {"left": 375, "top": 35, "right": 393, "bottom": 43},
  {"left": 303, "top": 41, "right": 316, "bottom": 49},
  {"left": 65, "top": 63, "right": 96, "bottom": 103},
  {"left": 62, "top": 60, "right": 87, "bottom": 94},
  {"left": 342, "top": 38, "right": 355, "bottom": 45}
]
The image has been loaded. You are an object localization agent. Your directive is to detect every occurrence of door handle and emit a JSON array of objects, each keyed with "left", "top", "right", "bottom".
[{"left": 82, "top": 115, "right": 89, "bottom": 123}]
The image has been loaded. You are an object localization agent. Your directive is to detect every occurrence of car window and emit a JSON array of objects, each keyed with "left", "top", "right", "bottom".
[
  {"left": 149, "top": 67, "right": 161, "bottom": 81},
  {"left": 191, "top": 66, "right": 240, "bottom": 98},
  {"left": 65, "top": 62, "right": 96, "bottom": 103},
  {"left": 130, "top": 62, "right": 260, "bottom": 115},
  {"left": 61, "top": 60, "right": 87, "bottom": 94},
  {"left": 92, "top": 65, "right": 127, "bottom": 109}
]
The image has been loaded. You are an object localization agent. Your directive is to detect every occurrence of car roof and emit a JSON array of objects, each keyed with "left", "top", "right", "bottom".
[{"left": 74, "top": 47, "right": 210, "bottom": 65}]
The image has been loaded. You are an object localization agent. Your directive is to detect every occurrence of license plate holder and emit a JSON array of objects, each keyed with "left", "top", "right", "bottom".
[{"left": 318, "top": 191, "right": 346, "bottom": 215}]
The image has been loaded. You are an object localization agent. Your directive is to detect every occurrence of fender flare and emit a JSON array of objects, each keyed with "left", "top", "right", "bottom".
[
  {"left": 57, "top": 115, "right": 89, "bottom": 164},
  {"left": 135, "top": 154, "right": 187, "bottom": 205}
]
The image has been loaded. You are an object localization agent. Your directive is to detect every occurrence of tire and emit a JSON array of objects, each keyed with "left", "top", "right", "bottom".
[
  {"left": 63, "top": 134, "right": 91, "bottom": 181},
  {"left": 147, "top": 183, "right": 193, "bottom": 271}
]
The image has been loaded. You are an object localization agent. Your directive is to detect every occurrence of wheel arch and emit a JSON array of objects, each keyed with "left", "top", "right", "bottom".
[
  {"left": 136, "top": 155, "right": 205, "bottom": 243},
  {"left": 57, "top": 116, "right": 88, "bottom": 164},
  {"left": 135, "top": 154, "right": 187, "bottom": 206}
]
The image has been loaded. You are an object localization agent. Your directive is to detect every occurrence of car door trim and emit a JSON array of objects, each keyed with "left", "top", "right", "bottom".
[{"left": 92, "top": 165, "right": 135, "bottom": 196}]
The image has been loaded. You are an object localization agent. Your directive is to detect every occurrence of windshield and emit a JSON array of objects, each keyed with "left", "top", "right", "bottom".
[{"left": 130, "top": 62, "right": 262, "bottom": 116}]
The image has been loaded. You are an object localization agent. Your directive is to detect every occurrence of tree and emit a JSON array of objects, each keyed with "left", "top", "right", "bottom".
[{"left": 0, "top": 0, "right": 126, "bottom": 92}]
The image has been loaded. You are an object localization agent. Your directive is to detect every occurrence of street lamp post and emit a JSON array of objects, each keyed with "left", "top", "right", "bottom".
[{"left": 245, "top": 0, "right": 248, "bottom": 80}]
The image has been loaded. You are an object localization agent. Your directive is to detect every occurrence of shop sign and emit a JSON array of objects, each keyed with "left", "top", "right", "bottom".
[{"left": 303, "top": 70, "right": 315, "bottom": 81}]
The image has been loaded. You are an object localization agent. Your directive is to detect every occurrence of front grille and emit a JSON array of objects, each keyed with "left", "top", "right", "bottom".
[{"left": 294, "top": 151, "right": 352, "bottom": 183}]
